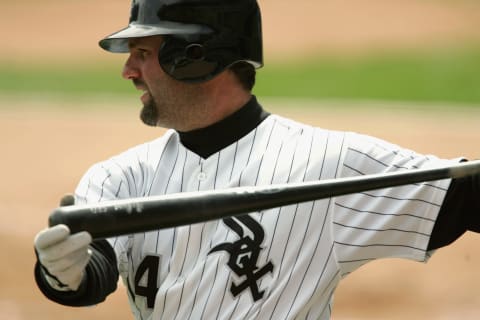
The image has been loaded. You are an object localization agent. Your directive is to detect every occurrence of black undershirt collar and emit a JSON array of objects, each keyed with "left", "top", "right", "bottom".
[{"left": 178, "top": 95, "right": 269, "bottom": 159}]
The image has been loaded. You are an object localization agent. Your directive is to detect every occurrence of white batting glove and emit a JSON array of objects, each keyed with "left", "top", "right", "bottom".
[{"left": 34, "top": 224, "right": 92, "bottom": 291}]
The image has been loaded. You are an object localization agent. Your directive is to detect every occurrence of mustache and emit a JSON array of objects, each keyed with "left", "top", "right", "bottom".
[{"left": 133, "top": 79, "right": 146, "bottom": 88}]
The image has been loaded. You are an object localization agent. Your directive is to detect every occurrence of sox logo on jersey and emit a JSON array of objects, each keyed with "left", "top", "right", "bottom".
[{"left": 208, "top": 216, "right": 274, "bottom": 301}]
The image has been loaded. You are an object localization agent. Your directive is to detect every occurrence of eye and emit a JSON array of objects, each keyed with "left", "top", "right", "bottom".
[
  {"left": 135, "top": 48, "right": 150, "bottom": 60},
  {"left": 140, "top": 49, "right": 150, "bottom": 59}
]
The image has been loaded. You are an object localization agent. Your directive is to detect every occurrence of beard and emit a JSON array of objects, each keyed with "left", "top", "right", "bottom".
[
  {"left": 133, "top": 78, "right": 158, "bottom": 127},
  {"left": 140, "top": 97, "right": 158, "bottom": 127},
  {"left": 134, "top": 77, "right": 208, "bottom": 130}
]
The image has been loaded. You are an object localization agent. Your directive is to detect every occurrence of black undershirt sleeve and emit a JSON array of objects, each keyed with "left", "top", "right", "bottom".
[
  {"left": 34, "top": 239, "right": 119, "bottom": 307},
  {"left": 428, "top": 171, "right": 480, "bottom": 250}
]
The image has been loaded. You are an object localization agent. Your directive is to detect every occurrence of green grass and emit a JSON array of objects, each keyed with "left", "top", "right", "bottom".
[
  {"left": 1, "top": 47, "right": 480, "bottom": 105},
  {"left": 0, "top": 64, "right": 131, "bottom": 96},
  {"left": 256, "top": 48, "right": 480, "bottom": 104}
]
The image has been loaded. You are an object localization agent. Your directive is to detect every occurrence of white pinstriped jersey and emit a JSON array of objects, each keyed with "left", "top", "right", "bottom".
[{"left": 75, "top": 113, "right": 453, "bottom": 320}]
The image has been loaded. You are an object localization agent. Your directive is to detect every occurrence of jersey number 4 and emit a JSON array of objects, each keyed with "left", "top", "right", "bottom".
[{"left": 134, "top": 255, "right": 160, "bottom": 308}]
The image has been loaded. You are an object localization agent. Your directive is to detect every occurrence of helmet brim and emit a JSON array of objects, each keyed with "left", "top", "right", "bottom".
[{"left": 99, "top": 22, "right": 212, "bottom": 53}]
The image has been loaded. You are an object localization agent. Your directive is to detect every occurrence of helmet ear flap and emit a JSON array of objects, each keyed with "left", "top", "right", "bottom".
[{"left": 159, "top": 36, "right": 220, "bottom": 83}]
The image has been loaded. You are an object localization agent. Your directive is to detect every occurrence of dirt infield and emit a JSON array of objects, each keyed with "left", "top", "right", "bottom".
[
  {"left": 4, "top": 0, "right": 480, "bottom": 63},
  {"left": 1, "top": 96, "right": 479, "bottom": 320}
]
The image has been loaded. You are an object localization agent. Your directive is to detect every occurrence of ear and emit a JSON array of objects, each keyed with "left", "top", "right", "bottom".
[{"left": 158, "top": 36, "right": 219, "bottom": 83}]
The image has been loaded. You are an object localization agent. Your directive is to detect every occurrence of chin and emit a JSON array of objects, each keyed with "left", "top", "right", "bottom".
[{"left": 140, "top": 104, "right": 159, "bottom": 127}]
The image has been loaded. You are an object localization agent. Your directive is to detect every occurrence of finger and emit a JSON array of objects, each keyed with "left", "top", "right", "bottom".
[
  {"left": 39, "top": 231, "right": 92, "bottom": 263},
  {"left": 34, "top": 224, "right": 70, "bottom": 250},
  {"left": 59, "top": 194, "right": 75, "bottom": 207},
  {"left": 44, "top": 247, "right": 91, "bottom": 274},
  {"left": 55, "top": 251, "right": 92, "bottom": 290}
]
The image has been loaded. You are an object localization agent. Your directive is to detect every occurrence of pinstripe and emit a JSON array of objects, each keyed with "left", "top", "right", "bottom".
[
  {"left": 183, "top": 153, "right": 222, "bottom": 320},
  {"left": 184, "top": 229, "right": 211, "bottom": 320},
  {"left": 189, "top": 155, "right": 225, "bottom": 320},
  {"left": 228, "top": 142, "right": 239, "bottom": 182},
  {"left": 82, "top": 179, "right": 91, "bottom": 203},
  {"left": 343, "top": 164, "right": 447, "bottom": 191},
  {"left": 334, "top": 202, "right": 436, "bottom": 222},
  {"left": 345, "top": 140, "right": 449, "bottom": 190},
  {"left": 167, "top": 148, "right": 188, "bottom": 266},
  {"left": 129, "top": 167, "right": 138, "bottom": 195},
  {"left": 111, "top": 159, "right": 135, "bottom": 195},
  {"left": 199, "top": 143, "right": 241, "bottom": 320},
  {"left": 159, "top": 149, "right": 194, "bottom": 319},
  {"left": 286, "top": 243, "right": 336, "bottom": 319},
  {"left": 263, "top": 126, "right": 301, "bottom": 261},
  {"left": 198, "top": 259, "right": 221, "bottom": 320},
  {"left": 171, "top": 221, "right": 197, "bottom": 318},
  {"left": 333, "top": 221, "right": 430, "bottom": 237},
  {"left": 127, "top": 244, "right": 143, "bottom": 320},
  {"left": 333, "top": 240, "right": 425, "bottom": 253},
  {"left": 135, "top": 153, "right": 145, "bottom": 194},
  {"left": 172, "top": 156, "right": 212, "bottom": 320},
  {"left": 306, "top": 269, "right": 340, "bottom": 319},
  {"left": 147, "top": 133, "right": 175, "bottom": 196},
  {"left": 261, "top": 128, "right": 316, "bottom": 319},
  {"left": 282, "top": 133, "right": 345, "bottom": 319},
  {"left": 357, "top": 191, "right": 442, "bottom": 207},
  {"left": 98, "top": 166, "right": 112, "bottom": 201},
  {"left": 155, "top": 138, "right": 179, "bottom": 253},
  {"left": 253, "top": 119, "right": 277, "bottom": 186},
  {"left": 261, "top": 126, "right": 287, "bottom": 247},
  {"left": 114, "top": 180, "right": 123, "bottom": 197},
  {"left": 347, "top": 147, "right": 411, "bottom": 170}
]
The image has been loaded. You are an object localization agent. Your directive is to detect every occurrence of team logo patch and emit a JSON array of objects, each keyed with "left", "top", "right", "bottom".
[{"left": 208, "top": 215, "right": 274, "bottom": 301}]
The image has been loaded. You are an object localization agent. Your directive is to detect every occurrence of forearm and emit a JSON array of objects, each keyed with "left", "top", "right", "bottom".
[
  {"left": 35, "top": 239, "right": 119, "bottom": 307},
  {"left": 428, "top": 169, "right": 480, "bottom": 250}
]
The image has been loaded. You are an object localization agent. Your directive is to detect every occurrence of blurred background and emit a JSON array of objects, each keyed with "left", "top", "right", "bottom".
[
  {"left": 2, "top": 0, "right": 480, "bottom": 103},
  {"left": 0, "top": 0, "right": 479, "bottom": 319}
]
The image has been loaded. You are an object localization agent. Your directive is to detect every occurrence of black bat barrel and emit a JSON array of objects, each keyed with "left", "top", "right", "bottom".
[{"left": 49, "top": 160, "right": 480, "bottom": 239}]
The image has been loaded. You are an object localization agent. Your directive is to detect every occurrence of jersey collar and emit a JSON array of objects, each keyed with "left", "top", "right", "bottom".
[{"left": 178, "top": 95, "right": 269, "bottom": 159}]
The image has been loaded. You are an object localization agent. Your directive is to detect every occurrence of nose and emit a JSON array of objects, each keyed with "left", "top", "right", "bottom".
[{"left": 122, "top": 55, "right": 140, "bottom": 80}]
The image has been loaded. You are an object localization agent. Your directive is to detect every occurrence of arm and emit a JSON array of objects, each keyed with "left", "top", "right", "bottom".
[
  {"left": 34, "top": 226, "right": 119, "bottom": 307},
  {"left": 34, "top": 194, "right": 119, "bottom": 306},
  {"left": 428, "top": 169, "right": 480, "bottom": 250}
]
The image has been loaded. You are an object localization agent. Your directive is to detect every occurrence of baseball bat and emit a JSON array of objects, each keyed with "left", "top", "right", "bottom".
[{"left": 49, "top": 160, "right": 480, "bottom": 239}]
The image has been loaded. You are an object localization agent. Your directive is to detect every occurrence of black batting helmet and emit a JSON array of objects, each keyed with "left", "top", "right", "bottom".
[{"left": 99, "top": 0, "right": 263, "bottom": 83}]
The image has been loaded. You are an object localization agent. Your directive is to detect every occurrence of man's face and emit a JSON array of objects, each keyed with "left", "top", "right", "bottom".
[{"left": 122, "top": 35, "right": 208, "bottom": 129}]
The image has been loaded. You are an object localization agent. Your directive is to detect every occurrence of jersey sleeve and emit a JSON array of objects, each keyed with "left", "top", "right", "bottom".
[
  {"left": 72, "top": 135, "right": 173, "bottom": 293},
  {"left": 331, "top": 132, "right": 456, "bottom": 276},
  {"left": 75, "top": 156, "right": 140, "bottom": 204},
  {"left": 74, "top": 132, "right": 174, "bottom": 203},
  {"left": 34, "top": 239, "right": 118, "bottom": 306}
]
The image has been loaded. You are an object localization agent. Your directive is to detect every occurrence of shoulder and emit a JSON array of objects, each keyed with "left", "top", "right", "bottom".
[
  {"left": 264, "top": 113, "right": 348, "bottom": 142},
  {"left": 99, "top": 129, "right": 179, "bottom": 171},
  {"left": 76, "top": 130, "right": 180, "bottom": 198}
]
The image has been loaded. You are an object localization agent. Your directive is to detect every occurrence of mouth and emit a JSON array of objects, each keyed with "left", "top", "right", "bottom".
[
  {"left": 135, "top": 86, "right": 150, "bottom": 104},
  {"left": 140, "top": 89, "right": 150, "bottom": 103},
  {"left": 133, "top": 80, "right": 150, "bottom": 103}
]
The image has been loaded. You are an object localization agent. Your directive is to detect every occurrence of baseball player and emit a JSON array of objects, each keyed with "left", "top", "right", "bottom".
[{"left": 34, "top": 0, "right": 479, "bottom": 319}]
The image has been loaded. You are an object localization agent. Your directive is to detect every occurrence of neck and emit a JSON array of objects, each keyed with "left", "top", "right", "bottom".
[
  {"left": 178, "top": 72, "right": 252, "bottom": 132},
  {"left": 178, "top": 95, "right": 269, "bottom": 158}
]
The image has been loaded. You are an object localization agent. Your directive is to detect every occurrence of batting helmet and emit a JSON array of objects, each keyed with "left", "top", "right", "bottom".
[{"left": 99, "top": 0, "right": 263, "bottom": 83}]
